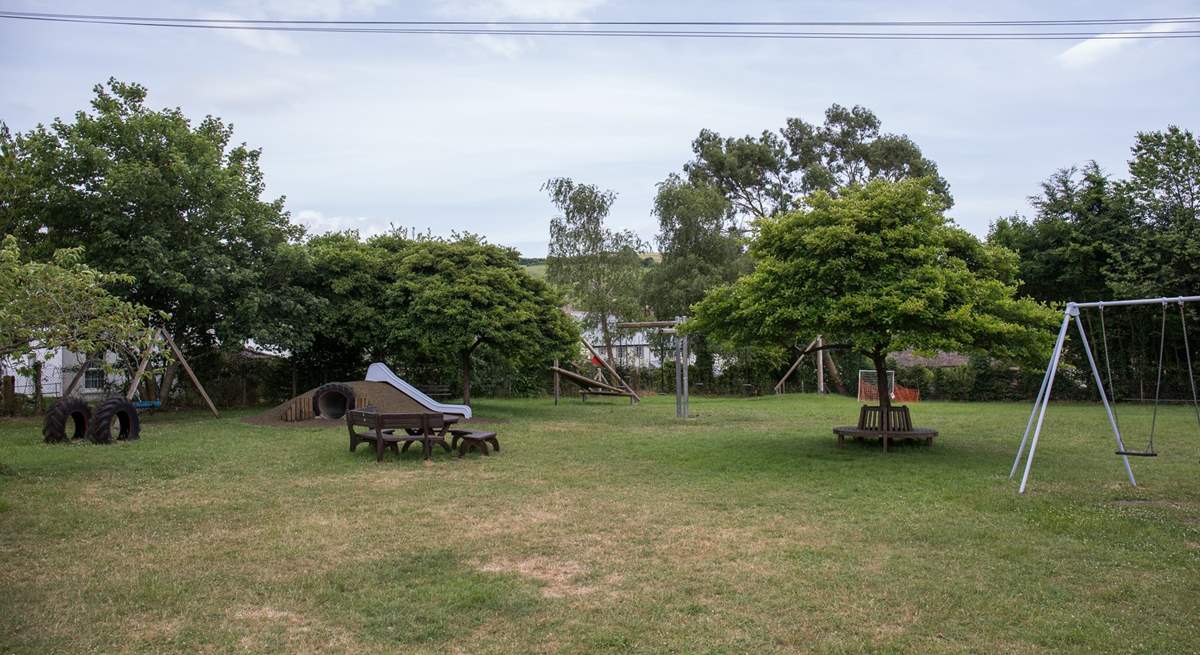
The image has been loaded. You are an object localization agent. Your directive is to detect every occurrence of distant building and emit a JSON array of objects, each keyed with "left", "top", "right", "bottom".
[
  {"left": 2, "top": 348, "right": 122, "bottom": 400},
  {"left": 566, "top": 309, "right": 669, "bottom": 369},
  {"left": 889, "top": 350, "right": 970, "bottom": 369}
]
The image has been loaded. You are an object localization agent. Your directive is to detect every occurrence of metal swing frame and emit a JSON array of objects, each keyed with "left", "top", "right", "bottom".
[{"left": 1010, "top": 295, "right": 1200, "bottom": 494}]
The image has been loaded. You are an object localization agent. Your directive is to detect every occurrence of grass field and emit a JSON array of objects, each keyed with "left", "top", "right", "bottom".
[{"left": 1, "top": 395, "right": 1198, "bottom": 654}]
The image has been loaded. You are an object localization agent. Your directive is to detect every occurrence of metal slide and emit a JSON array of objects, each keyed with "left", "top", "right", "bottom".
[{"left": 364, "top": 362, "right": 472, "bottom": 419}]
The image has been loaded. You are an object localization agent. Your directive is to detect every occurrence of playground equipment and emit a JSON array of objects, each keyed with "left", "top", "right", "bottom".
[
  {"left": 774, "top": 336, "right": 849, "bottom": 395},
  {"left": 264, "top": 363, "right": 472, "bottom": 423},
  {"left": 550, "top": 336, "right": 640, "bottom": 405},
  {"left": 617, "top": 318, "right": 691, "bottom": 418},
  {"left": 1011, "top": 295, "right": 1200, "bottom": 493},
  {"left": 42, "top": 328, "right": 210, "bottom": 443}
]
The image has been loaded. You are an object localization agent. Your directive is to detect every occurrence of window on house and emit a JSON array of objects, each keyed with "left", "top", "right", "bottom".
[{"left": 84, "top": 368, "right": 105, "bottom": 390}]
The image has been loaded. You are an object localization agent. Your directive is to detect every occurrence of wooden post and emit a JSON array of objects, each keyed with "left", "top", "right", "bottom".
[
  {"left": 160, "top": 330, "right": 220, "bottom": 418},
  {"left": 126, "top": 339, "right": 155, "bottom": 401},
  {"left": 64, "top": 354, "right": 92, "bottom": 397},
  {"left": 553, "top": 358, "right": 560, "bottom": 405},
  {"left": 580, "top": 338, "right": 640, "bottom": 402},
  {"left": 773, "top": 337, "right": 820, "bottom": 394}
]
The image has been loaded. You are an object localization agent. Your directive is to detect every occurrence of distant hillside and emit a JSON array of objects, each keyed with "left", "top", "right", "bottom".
[{"left": 522, "top": 253, "right": 659, "bottom": 280}]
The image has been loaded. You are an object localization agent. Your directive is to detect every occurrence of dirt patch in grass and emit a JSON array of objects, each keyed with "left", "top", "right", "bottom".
[{"left": 480, "top": 556, "right": 596, "bottom": 598}]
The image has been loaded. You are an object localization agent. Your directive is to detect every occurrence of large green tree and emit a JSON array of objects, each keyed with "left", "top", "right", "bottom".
[
  {"left": 987, "top": 162, "right": 1130, "bottom": 303},
  {"left": 0, "top": 79, "right": 318, "bottom": 360},
  {"left": 641, "top": 174, "right": 748, "bottom": 382},
  {"left": 684, "top": 104, "right": 949, "bottom": 222},
  {"left": 385, "top": 235, "right": 578, "bottom": 404},
  {"left": 692, "top": 178, "right": 1055, "bottom": 427},
  {"left": 1111, "top": 126, "right": 1200, "bottom": 298},
  {"left": 544, "top": 177, "right": 645, "bottom": 361}
]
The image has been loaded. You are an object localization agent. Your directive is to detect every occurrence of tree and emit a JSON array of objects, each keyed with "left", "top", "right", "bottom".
[
  {"left": 0, "top": 79, "right": 318, "bottom": 362},
  {"left": 385, "top": 235, "right": 578, "bottom": 404},
  {"left": 641, "top": 174, "right": 748, "bottom": 382},
  {"left": 1111, "top": 126, "right": 1200, "bottom": 297},
  {"left": 288, "top": 232, "right": 392, "bottom": 385},
  {"left": 691, "top": 178, "right": 1055, "bottom": 428},
  {"left": 987, "top": 163, "right": 1130, "bottom": 303},
  {"left": 544, "top": 177, "right": 645, "bottom": 361},
  {"left": 0, "top": 235, "right": 156, "bottom": 372},
  {"left": 683, "top": 104, "right": 949, "bottom": 222}
]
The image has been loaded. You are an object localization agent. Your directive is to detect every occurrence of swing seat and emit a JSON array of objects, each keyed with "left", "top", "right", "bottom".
[{"left": 1115, "top": 449, "right": 1157, "bottom": 457}]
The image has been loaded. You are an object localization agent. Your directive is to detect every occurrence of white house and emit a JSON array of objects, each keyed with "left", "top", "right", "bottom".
[{"left": 2, "top": 348, "right": 123, "bottom": 400}]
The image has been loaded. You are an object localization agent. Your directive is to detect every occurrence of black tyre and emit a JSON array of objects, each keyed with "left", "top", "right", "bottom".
[
  {"left": 312, "top": 383, "right": 356, "bottom": 419},
  {"left": 89, "top": 397, "right": 140, "bottom": 444},
  {"left": 43, "top": 397, "right": 92, "bottom": 443}
]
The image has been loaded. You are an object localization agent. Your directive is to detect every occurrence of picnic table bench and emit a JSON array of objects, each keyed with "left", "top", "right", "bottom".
[
  {"left": 450, "top": 429, "right": 500, "bottom": 457},
  {"left": 346, "top": 407, "right": 500, "bottom": 460},
  {"left": 346, "top": 408, "right": 455, "bottom": 461},
  {"left": 833, "top": 405, "right": 937, "bottom": 452}
]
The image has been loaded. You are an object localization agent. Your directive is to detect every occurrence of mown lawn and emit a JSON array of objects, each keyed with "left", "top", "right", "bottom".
[{"left": 1, "top": 394, "right": 1197, "bottom": 654}]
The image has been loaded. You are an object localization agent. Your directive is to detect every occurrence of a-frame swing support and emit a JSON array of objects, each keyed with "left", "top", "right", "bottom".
[
  {"left": 1011, "top": 295, "right": 1200, "bottom": 494},
  {"left": 123, "top": 328, "right": 221, "bottom": 418}
]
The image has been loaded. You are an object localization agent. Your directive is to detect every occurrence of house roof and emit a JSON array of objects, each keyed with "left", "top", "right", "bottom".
[{"left": 889, "top": 350, "right": 970, "bottom": 369}]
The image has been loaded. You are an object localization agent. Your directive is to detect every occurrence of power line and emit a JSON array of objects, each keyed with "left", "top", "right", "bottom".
[
  {"left": 1, "top": 11, "right": 1198, "bottom": 40},
  {"left": 2, "top": 10, "right": 1199, "bottom": 27}
]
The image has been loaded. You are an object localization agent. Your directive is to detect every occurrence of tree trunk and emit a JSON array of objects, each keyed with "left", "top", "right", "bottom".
[
  {"left": 600, "top": 318, "right": 616, "bottom": 365},
  {"left": 872, "top": 352, "right": 891, "bottom": 433},
  {"left": 461, "top": 349, "right": 472, "bottom": 406},
  {"left": 32, "top": 361, "right": 44, "bottom": 414},
  {"left": 160, "top": 363, "right": 179, "bottom": 405}
]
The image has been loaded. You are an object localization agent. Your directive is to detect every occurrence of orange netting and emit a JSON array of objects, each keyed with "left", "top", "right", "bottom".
[{"left": 858, "top": 380, "right": 920, "bottom": 403}]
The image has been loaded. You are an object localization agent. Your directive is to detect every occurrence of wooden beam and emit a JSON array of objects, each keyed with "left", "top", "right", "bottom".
[
  {"left": 64, "top": 353, "right": 93, "bottom": 397},
  {"left": 550, "top": 367, "right": 630, "bottom": 395},
  {"left": 125, "top": 335, "right": 155, "bottom": 401},
  {"left": 160, "top": 330, "right": 220, "bottom": 418},
  {"left": 773, "top": 337, "right": 820, "bottom": 394},
  {"left": 580, "top": 338, "right": 640, "bottom": 402},
  {"left": 614, "top": 320, "right": 680, "bottom": 329}
]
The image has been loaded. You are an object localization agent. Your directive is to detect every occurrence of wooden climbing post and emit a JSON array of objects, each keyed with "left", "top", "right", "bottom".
[{"left": 553, "top": 358, "right": 560, "bottom": 405}]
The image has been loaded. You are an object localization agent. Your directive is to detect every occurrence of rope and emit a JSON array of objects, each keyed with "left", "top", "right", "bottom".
[
  {"left": 1098, "top": 306, "right": 1120, "bottom": 427},
  {"left": 1178, "top": 302, "right": 1200, "bottom": 433},
  {"left": 1147, "top": 303, "right": 1168, "bottom": 453}
]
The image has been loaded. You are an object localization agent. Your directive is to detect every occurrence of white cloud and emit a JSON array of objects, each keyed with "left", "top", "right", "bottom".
[
  {"left": 1058, "top": 22, "right": 1182, "bottom": 70},
  {"left": 295, "top": 210, "right": 394, "bottom": 237},
  {"left": 435, "top": 0, "right": 607, "bottom": 20},
  {"left": 200, "top": 11, "right": 302, "bottom": 55}
]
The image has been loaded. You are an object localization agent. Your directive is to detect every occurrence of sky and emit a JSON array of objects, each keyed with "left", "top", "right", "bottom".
[{"left": 2, "top": 1, "right": 1198, "bottom": 257}]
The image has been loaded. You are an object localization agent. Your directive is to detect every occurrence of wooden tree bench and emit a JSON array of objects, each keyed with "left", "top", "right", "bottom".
[{"left": 833, "top": 405, "right": 937, "bottom": 452}]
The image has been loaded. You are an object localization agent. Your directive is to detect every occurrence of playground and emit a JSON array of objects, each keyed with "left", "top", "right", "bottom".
[{"left": 1, "top": 395, "right": 1197, "bottom": 654}]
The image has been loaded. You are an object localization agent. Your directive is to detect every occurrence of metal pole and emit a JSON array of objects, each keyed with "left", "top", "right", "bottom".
[
  {"left": 817, "top": 335, "right": 826, "bottom": 394},
  {"left": 1073, "top": 313, "right": 1137, "bottom": 486},
  {"left": 1010, "top": 347, "right": 1056, "bottom": 478},
  {"left": 1072, "top": 295, "right": 1200, "bottom": 309},
  {"left": 1018, "top": 308, "right": 1073, "bottom": 494},
  {"left": 674, "top": 335, "right": 682, "bottom": 418},
  {"left": 682, "top": 333, "right": 690, "bottom": 418}
]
